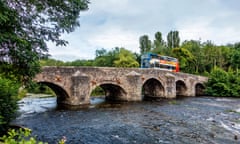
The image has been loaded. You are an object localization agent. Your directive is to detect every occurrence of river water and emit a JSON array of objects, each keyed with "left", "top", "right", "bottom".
[
  {"left": 16, "top": 94, "right": 105, "bottom": 119},
  {"left": 13, "top": 95, "right": 240, "bottom": 144}
]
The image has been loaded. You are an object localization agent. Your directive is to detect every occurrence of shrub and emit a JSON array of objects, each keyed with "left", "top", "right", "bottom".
[
  {"left": 0, "top": 128, "right": 66, "bottom": 144},
  {"left": 91, "top": 86, "right": 105, "bottom": 96},
  {"left": 17, "top": 88, "right": 28, "bottom": 100},
  {"left": 205, "top": 67, "right": 240, "bottom": 97},
  {"left": 0, "top": 128, "right": 46, "bottom": 144},
  {"left": 0, "top": 76, "right": 19, "bottom": 135},
  {"left": 26, "top": 83, "right": 55, "bottom": 96}
]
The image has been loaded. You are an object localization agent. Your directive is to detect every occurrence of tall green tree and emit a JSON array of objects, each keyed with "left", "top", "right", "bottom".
[
  {"left": 139, "top": 35, "right": 152, "bottom": 54},
  {"left": 153, "top": 32, "right": 164, "bottom": 48},
  {"left": 95, "top": 48, "right": 107, "bottom": 57},
  {"left": 172, "top": 47, "right": 196, "bottom": 73},
  {"left": 216, "top": 46, "right": 231, "bottom": 70},
  {"left": 167, "top": 30, "right": 180, "bottom": 49},
  {"left": 234, "top": 42, "right": 240, "bottom": 50},
  {"left": 202, "top": 41, "right": 217, "bottom": 72},
  {"left": 181, "top": 40, "right": 204, "bottom": 73},
  {"left": 229, "top": 42, "right": 240, "bottom": 71},
  {"left": 152, "top": 31, "right": 167, "bottom": 54},
  {"left": 94, "top": 47, "right": 120, "bottom": 67},
  {"left": 133, "top": 52, "right": 141, "bottom": 65},
  {"left": 114, "top": 48, "right": 139, "bottom": 68},
  {"left": 0, "top": 0, "right": 89, "bottom": 83},
  {"left": 201, "top": 41, "right": 231, "bottom": 72},
  {"left": 230, "top": 50, "right": 240, "bottom": 70}
]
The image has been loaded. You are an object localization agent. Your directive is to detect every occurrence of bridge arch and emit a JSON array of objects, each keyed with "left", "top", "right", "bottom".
[
  {"left": 91, "top": 82, "right": 127, "bottom": 101},
  {"left": 195, "top": 83, "right": 205, "bottom": 96},
  {"left": 37, "top": 81, "right": 69, "bottom": 104},
  {"left": 176, "top": 80, "right": 187, "bottom": 96},
  {"left": 142, "top": 78, "right": 165, "bottom": 99}
]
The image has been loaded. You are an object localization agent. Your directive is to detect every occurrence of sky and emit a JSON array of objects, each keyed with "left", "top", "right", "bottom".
[{"left": 48, "top": 0, "right": 240, "bottom": 61}]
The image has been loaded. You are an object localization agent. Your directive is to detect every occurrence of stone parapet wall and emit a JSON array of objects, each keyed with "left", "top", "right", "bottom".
[{"left": 34, "top": 66, "right": 208, "bottom": 106}]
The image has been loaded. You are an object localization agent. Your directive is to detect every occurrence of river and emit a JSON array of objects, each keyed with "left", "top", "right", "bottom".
[{"left": 13, "top": 95, "right": 240, "bottom": 144}]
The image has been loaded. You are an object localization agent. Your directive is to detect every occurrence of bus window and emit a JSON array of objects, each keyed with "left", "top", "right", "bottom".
[{"left": 140, "top": 53, "right": 179, "bottom": 72}]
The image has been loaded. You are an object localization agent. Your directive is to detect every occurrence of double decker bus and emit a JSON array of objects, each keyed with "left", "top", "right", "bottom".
[{"left": 141, "top": 52, "right": 179, "bottom": 72}]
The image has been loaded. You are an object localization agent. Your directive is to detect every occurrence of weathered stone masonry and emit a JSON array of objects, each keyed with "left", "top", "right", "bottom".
[{"left": 34, "top": 66, "right": 208, "bottom": 106}]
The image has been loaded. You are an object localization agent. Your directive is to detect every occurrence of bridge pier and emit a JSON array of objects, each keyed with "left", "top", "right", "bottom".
[
  {"left": 124, "top": 71, "right": 142, "bottom": 101},
  {"left": 34, "top": 67, "right": 208, "bottom": 107},
  {"left": 165, "top": 74, "right": 176, "bottom": 98},
  {"left": 67, "top": 74, "right": 91, "bottom": 105}
]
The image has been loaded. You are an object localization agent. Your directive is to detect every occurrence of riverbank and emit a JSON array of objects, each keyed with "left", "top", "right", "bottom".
[{"left": 13, "top": 96, "right": 240, "bottom": 144}]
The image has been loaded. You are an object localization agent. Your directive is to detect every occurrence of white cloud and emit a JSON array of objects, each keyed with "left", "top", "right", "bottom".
[
  {"left": 48, "top": 0, "right": 240, "bottom": 61},
  {"left": 89, "top": 27, "right": 140, "bottom": 52}
]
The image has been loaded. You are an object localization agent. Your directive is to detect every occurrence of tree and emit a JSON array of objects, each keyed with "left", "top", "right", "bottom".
[
  {"left": 152, "top": 31, "right": 167, "bottom": 54},
  {"left": 95, "top": 48, "right": 107, "bottom": 57},
  {"left": 172, "top": 47, "right": 196, "bottom": 73},
  {"left": 0, "top": 0, "right": 89, "bottom": 135},
  {"left": 201, "top": 41, "right": 231, "bottom": 72},
  {"left": 94, "top": 47, "right": 120, "bottom": 67},
  {"left": 133, "top": 52, "right": 141, "bottom": 65},
  {"left": 167, "top": 30, "right": 180, "bottom": 49},
  {"left": 40, "top": 58, "right": 65, "bottom": 66},
  {"left": 139, "top": 35, "right": 152, "bottom": 54},
  {"left": 205, "top": 67, "right": 230, "bottom": 96},
  {"left": 0, "top": 0, "right": 89, "bottom": 83},
  {"left": 216, "top": 46, "right": 231, "bottom": 70},
  {"left": 230, "top": 50, "right": 240, "bottom": 70},
  {"left": 68, "top": 59, "right": 93, "bottom": 66},
  {"left": 114, "top": 48, "right": 139, "bottom": 68},
  {"left": 94, "top": 48, "right": 113, "bottom": 66},
  {"left": 234, "top": 42, "right": 240, "bottom": 50},
  {"left": 181, "top": 40, "right": 204, "bottom": 73},
  {"left": 202, "top": 41, "right": 218, "bottom": 73},
  {"left": 153, "top": 32, "right": 164, "bottom": 48},
  {"left": 205, "top": 67, "right": 240, "bottom": 97}
]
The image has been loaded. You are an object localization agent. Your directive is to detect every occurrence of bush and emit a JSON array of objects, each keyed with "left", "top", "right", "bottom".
[
  {"left": 17, "top": 88, "right": 28, "bottom": 100},
  {"left": 26, "top": 83, "right": 55, "bottom": 96},
  {"left": 0, "top": 76, "right": 19, "bottom": 135},
  {"left": 0, "top": 128, "right": 45, "bottom": 144},
  {"left": 91, "top": 86, "right": 105, "bottom": 96},
  {"left": 0, "top": 128, "right": 66, "bottom": 144},
  {"left": 205, "top": 67, "right": 240, "bottom": 97}
]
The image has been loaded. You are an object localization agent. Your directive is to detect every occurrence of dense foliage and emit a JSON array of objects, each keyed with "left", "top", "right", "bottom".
[
  {"left": 138, "top": 32, "right": 240, "bottom": 96},
  {"left": 27, "top": 83, "right": 55, "bottom": 96},
  {"left": 205, "top": 67, "right": 240, "bottom": 97},
  {"left": 0, "top": 76, "right": 19, "bottom": 135},
  {"left": 0, "top": 128, "right": 66, "bottom": 144},
  {"left": 113, "top": 48, "right": 139, "bottom": 67},
  {"left": 0, "top": 0, "right": 89, "bottom": 83},
  {"left": 0, "top": 0, "right": 89, "bottom": 136},
  {"left": 40, "top": 47, "right": 139, "bottom": 68},
  {"left": 139, "top": 32, "right": 238, "bottom": 74}
]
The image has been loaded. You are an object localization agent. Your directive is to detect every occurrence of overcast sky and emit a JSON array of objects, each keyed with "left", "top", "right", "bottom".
[{"left": 48, "top": 0, "right": 240, "bottom": 61}]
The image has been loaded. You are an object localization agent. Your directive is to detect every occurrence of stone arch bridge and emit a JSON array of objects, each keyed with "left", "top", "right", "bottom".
[{"left": 34, "top": 66, "right": 208, "bottom": 106}]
